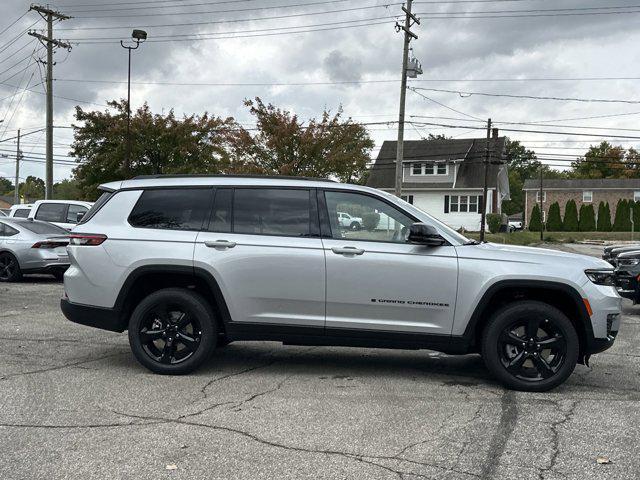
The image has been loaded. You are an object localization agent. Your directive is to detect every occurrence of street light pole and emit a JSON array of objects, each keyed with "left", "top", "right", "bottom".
[{"left": 120, "top": 29, "right": 147, "bottom": 174}]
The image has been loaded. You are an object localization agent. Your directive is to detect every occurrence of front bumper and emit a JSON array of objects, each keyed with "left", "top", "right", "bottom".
[
  {"left": 60, "top": 298, "right": 125, "bottom": 332},
  {"left": 581, "top": 281, "right": 622, "bottom": 355}
]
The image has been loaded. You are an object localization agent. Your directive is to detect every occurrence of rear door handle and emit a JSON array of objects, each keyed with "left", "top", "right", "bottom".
[
  {"left": 331, "top": 246, "right": 365, "bottom": 256},
  {"left": 205, "top": 240, "right": 237, "bottom": 249}
]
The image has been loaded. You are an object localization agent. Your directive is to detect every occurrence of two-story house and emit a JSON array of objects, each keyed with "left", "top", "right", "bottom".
[{"left": 366, "top": 136, "right": 510, "bottom": 231}]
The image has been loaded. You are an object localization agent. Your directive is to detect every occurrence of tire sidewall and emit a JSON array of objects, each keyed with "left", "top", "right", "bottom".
[
  {"left": 0, "top": 252, "right": 22, "bottom": 282},
  {"left": 128, "top": 288, "right": 217, "bottom": 375},
  {"left": 481, "top": 301, "right": 579, "bottom": 392}
]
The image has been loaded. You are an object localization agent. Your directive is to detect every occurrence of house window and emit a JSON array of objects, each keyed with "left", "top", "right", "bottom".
[
  {"left": 445, "top": 195, "right": 482, "bottom": 213},
  {"left": 410, "top": 163, "right": 448, "bottom": 176},
  {"left": 634, "top": 191, "right": 640, "bottom": 202},
  {"left": 401, "top": 195, "right": 414, "bottom": 205},
  {"left": 583, "top": 191, "right": 593, "bottom": 203},
  {"left": 536, "top": 191, "right": 546, "bottom": 202}
]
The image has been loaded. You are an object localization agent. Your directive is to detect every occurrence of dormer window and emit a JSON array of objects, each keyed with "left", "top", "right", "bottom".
[{"left": 410, "top": 163, "right": 448, "bottom": 176}]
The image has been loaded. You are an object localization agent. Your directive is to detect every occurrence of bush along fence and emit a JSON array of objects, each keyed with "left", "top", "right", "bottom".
[{"left": 530, "top": 199, "right": 640, "bottom": 232}]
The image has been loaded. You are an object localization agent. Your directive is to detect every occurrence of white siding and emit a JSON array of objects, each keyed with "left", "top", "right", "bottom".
[{"left": 408, "top": 190, "right": 494, "bottom": 232}]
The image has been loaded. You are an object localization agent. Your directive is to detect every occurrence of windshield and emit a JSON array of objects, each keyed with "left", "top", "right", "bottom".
[
  {"left": 18, "top": 220, "right": 69, "bottom": 235},
  {"left": 380, "top": 191, "right": 472, "bottom": 245}
]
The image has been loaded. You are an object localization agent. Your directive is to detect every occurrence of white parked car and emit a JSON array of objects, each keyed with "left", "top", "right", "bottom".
[
  {"left": 27, "top": 200, "right": 93, "bottom": 230},
  {"left": 8, "top": 204, "right": 33, "bottom": 218},
  {"left": 508, "top": 220, "right": 523, "bottom": 232},
  {"left": 337, "top": 211, "right": 362, "bottom": 230}
]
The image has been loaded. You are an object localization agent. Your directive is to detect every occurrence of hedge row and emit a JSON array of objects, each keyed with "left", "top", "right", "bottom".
[{"left": 530, "top": 199, "right": 640, "bottom": 232}]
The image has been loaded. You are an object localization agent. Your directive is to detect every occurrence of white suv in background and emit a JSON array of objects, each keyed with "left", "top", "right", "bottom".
[
  {"left": 28, "top": 200, "right": 93, "bottom": 230},
  {"left": 61, "top": 175, "right": 621, "bottom": 391}
]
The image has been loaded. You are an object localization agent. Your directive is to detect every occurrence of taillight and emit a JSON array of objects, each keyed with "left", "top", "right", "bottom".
[
  {"left": 32, "top": 241, "right": 69, "bottom": 249},
  {"left": 69, "top": 234, "right": 107, "bottom": 246}
]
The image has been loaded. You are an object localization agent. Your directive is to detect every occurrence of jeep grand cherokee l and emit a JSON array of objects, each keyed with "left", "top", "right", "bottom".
[{"left": 61, "top": 175, "right": 622, "bottom": 391}]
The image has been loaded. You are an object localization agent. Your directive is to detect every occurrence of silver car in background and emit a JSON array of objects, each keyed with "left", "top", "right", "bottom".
[{"left": 0, "top": 218, "right": 70, "bottom": 282}]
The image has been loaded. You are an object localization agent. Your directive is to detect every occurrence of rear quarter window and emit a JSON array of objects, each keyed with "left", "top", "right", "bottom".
[{"left": 128, "top": 188, "right": 212, "bottom": 231}]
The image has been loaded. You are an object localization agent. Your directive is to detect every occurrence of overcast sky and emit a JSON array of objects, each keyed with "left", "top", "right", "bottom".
[{"left": 1, "top": 0, "right": 640, "bottom": 186}]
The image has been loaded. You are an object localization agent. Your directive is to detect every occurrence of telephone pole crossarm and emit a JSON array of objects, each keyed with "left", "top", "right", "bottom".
[
  {"left": 29, "top": 5, "right": 71, "bottom": 21},
  {"left": 27, "top": 32, "right": 72, "bottom": 51}
]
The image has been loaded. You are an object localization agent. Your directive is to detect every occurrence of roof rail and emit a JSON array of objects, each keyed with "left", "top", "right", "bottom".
[{"left": 131, "top": 174, "right": 336, "bottom": 182}]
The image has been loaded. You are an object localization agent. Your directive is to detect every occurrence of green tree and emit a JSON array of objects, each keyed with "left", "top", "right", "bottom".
[
  {"left": 501, "top": 139, "right": 538, "bottom": 216},
  {"left": 546, "top": 202, "right": 563, "bottom": 231},
  {"left": 53, "top": 179, "right": 82, "bottom": 200},
  {"left": 71, "top": 100, "right": 240, "bottom": 200},
  {"left": 0, "top": 177, "right": 13, "bottom": 195},
  {"left": 229, "top": 97, "right": 374, "bottom": 183},
  {"left": 633, "top": 201, "right": 640, "bottom": 230},
  {"left": 564, "top": 199, "right": 579, "bottom": 231},
  {"left": 570, "top": 142, "right": 640, "bottom": 179},
  {"left": 613, "top": 199, "right": 632, "bottom": 231},
  {"left": 19, "top": 176, "right": 45, "bottom": 201},
  {"left": 529, "top": 204, "right": 543, "bottom": 232},
  {"left": 597, "top": 202, "right": 612, "bottom": 231},
  {"left": 579, "top": 204, "right": 596, "bottom": 232}
]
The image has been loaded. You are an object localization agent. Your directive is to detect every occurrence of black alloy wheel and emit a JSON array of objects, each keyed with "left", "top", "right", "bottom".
[
  {"left": 128, "top": 288, "right": 217, "bottom": 375},
  {"left": 351, "top": 222, "right": 361, "bottom": 231},
  {"left": 139, "top": 304, "right": 202, "bottom": 365},
  {"left": 481, "top": 301, "right": 579, "bottom": 391},
  {"left": 0, "top": 253, "right": 21, "bottom": 282},
  {"left": 498, "top": 317, "right": 567, "bottom": 381}
]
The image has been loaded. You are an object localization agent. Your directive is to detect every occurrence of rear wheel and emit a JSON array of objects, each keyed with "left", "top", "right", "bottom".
[
  {"left": 350, "top": 221, "right": 361, "bottom": 231},
  {"left": 0, "top": 252, "right": 22, "bottom": 282},
  {"left": 481, "top": 301, "right": 579, "bottom": 391},
  {"left": 128, "top": 288, "right": 217, "bottom": 375}
]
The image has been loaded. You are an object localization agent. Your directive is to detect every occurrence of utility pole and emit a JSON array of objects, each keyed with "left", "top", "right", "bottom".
[
  {"left": 28, "top": 5, "right": 71, "bottom": 200},
  {"left": 14, "top": 129, "right": 21, "bottom": 205},
  {"left": 539, "top": 165, "right": 544, "bottom": 242},
  {"left": 479, "top": 118, "right": 492, "bottom": 242},
  {"left": 394, "top": 0, "right": 420, "bottom": 198}
]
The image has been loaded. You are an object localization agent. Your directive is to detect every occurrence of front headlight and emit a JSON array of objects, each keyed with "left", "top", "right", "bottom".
[
  {"left": 617, "top": 258, "right": 640, "bottom": 267},
  {"left": 585, "top": 269, "right": 615, "bottom": 286}
]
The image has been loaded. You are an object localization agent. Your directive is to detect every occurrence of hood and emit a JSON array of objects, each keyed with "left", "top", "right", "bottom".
[
  {"left": 457, "top": 242, "right": 611, "bottom": 270},
  {"left": 617, "top": 249, "right": 640, "bottom": 259},
  {"left": 611, "top": 245, "right": 640, "bottom": 256}
]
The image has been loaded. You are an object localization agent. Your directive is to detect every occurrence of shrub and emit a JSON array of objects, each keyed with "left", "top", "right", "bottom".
[
  {"left": 362, "top": 212, "right": 380, "bottom": 231},
  {"left": 633, "top": 201, "right": 640, "bottom": 229},
  {"left": 597, "top": 201, "right": 612, "bottom": 231},
  {"left": 613, "top": 199, "right": 632, "bottom": 231},
  {"left": 529, "top": 204, "right": 543, "bottom": 232},
  {"left": 578, "top": 204, "right": 596, "bottom": 232},
  {"left": 486, "top": 213, "right": 501, "bottom": 234},
  {"left": 563, "top": 199, "right": 579, "bottom": 231},
  {"left": 546, "top": 202, "right": 563, "bottom": 231}
]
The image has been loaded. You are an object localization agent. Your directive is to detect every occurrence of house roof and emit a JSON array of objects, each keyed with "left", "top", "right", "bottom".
[
  {"left": 523, "top": 178, "right": 640, "bottom": 190},
  {"left": 367, "top": 137, "right": 506, "bottom": 190}
]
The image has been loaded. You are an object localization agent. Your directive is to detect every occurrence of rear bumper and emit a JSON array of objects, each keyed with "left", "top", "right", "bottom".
[
  {"left": 60, "top": 298, "right": 124, "bottom": 332},
  {"left": 23, "top": 263, "right": 69, "bottom": 275}
]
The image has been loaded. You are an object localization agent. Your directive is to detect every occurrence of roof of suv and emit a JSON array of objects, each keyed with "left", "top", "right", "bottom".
[{"left": 100, "top": 175, "right": 377, "bottom": 193}]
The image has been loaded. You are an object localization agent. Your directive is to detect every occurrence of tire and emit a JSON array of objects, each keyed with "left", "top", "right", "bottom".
[
  {"left": 481, "top": 300, "right": 579, "bottom": 392},
  {"left": 350, "top": 222, "right": 361, "bottom": 231},
  {"left": 128, "top": 288, "right": 217, "bottom": 375},
  {"left": 0, "top": 252, "right": 22, "bottom": 282}
]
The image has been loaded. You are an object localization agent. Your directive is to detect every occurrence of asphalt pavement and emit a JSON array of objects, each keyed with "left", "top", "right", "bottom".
[{"left": 0, "top": 250, "right": 638, "bottom": 479}]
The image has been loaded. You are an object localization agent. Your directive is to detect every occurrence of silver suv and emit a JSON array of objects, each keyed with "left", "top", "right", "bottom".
[{"left": 61, "top": 176, "right": 622, "bottom": 391}]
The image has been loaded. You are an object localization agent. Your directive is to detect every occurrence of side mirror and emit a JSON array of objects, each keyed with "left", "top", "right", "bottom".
[
  {"left": 407, "top": 223, "right": 446, "bottom": 247},
  {"left": 76, "top": 211, "right": 86, "bottom": 223}
]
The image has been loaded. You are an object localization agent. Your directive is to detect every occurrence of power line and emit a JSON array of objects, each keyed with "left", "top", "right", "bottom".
[
  {"left": 412, "top": 87, "right": 640, "bottom": 104},
  {"left": 0, "top": 11, "right": 28, "bottom": 37}
]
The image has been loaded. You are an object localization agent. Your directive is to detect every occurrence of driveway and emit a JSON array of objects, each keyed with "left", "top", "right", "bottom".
[{"left": 0, "top": 275, "right": 638, "bottom": 480}]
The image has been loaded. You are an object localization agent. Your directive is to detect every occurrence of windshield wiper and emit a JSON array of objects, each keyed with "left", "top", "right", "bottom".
[{"left": 463, "top": 239, "right": 481, "bottom": 245}]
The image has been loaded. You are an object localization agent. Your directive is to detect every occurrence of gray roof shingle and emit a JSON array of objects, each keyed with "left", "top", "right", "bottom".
[
  {"left": 523, "top": 178, "right": 640, "bottom": 190},
  {"left": 367, "top": 137, "right": 506, "bottom": 189}
]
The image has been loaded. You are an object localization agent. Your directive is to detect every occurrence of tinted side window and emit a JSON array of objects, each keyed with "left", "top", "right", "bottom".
[
  {"left": 209, "top": 188, "right": 232, "bottom": 233},
  {"left": 233, "top": 189, "right": 310, "bottom": 237},
  {"left": 129, "top": 188, "right": 211, "bottom": 231},
  {"left": 35, "top": 203, "right": 67, "bottom": 222},
  {"left": 13, "top": 209, "right": 29, "bottom": 218},
  {"left": 66, "top": 204, "right": 88, "bottom": 223}
]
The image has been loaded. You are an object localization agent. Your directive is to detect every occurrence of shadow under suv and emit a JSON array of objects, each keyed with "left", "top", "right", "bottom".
[{"left": 61, "top": 175, "right": 622, "bottom": 391}]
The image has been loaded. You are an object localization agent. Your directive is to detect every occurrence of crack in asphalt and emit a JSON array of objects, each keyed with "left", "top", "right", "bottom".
[
  {"left": 538, "top": 400, "right": 578, "bottom": 480},
  {"left": 0, "top": 352, "right": 127, "bottom": 382},
  {"left": 479, "top": 390, "right": 518, "bottom": 480}
]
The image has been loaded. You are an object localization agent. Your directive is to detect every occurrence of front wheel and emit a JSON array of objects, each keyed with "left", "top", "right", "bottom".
[
  {"left": 128, "top": 288, "right": 217, "bottom": 375},
  {"left": 481, "top": 301, "right": 579, "bottom": 392},
  {"left": 350, "top": 222, "right": 361, "bottom": 231}
]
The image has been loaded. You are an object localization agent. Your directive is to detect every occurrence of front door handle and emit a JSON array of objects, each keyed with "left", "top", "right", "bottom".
[
  {"left": 205, "top": 240, "right": 237, "bottom": 249},
  {"left": 331, "top": 246, "right": 365, "bottom": 256}
]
